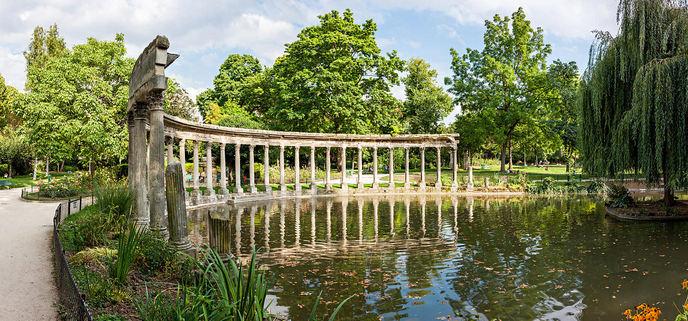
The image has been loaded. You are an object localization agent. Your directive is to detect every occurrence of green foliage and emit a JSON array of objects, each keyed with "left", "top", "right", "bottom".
[
  {"left": 71, "top": 265, "right": 127, "bottom": 308},
  {"left": 213, "top": 102, "right": 264, "bottom": 129},
  {"left": 18, "top": 32, "right": 133, "bottom": 169},
  {"left": 580, "top": 0, "right": 688, "bottom": 203},
  {"left": 267, "top": 9, "right": 405, "bottom": 134},
  {"left": 134, "top": 289, "right": 178, "bottom": 321},
  {"left": 109, "top": 223, "right": 144, "bottom": 285},
  {"left": 0, "top": 74, "right": 22, "bottom": 130},
  {"left": 94, "top": 181, "right": 132, "bottom": 218},
  {"left": 0, "top": 127, "right": 31, "bottom": 177},
  {"left": 36, "top": 175, "right": 82, "bottom": 198},
  {"left": 448, "top": 7, "right": 577, "bottom": 171},
  {"left": 587, "top": 180, "right": 607, "bottom": 194},
  {"left": 59, "top": 206, "right": 124, "bottom": 252},
  {"left": 606, "top": 184, "right": 636, "bottom": 208},
  {"left": 165, "top": 78, "right": 200, "bottom": 122},
  {"left": 23, "top": 24, "right": 67, "bottom": 76},
  {"left": 136, "top": 232, "right": 195, "bottom": 280},
  {"left": 308, "top": 291, "right": 353, "bottom": 321},
  {"left": 402, "top": 58, "right": 453, "bottom": 134}
]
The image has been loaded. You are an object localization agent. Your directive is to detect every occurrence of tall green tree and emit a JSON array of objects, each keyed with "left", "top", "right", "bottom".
[
  {"left": 23, "top": 24, "right": 67, "bottom": 83},
  {"left": 0, "top": 74, "right": 21, "bottom": 130},
  {"left": 402, "top": 58, "right": 453, "bottom": 134},
  {"left": 447, "top": 7, "right": 552, "bottom": 172},
  {"left": 267, "top": 9, "right": 405, "bottom": 134},
  {"left": 165, "top": 78, "right": 200, "bottom": 122},
  {"left": 579, "top": 0, "right": 688, "bottom": 205},
  {"left": 18, "top": 34, "right": 133, "bottom": 173}
]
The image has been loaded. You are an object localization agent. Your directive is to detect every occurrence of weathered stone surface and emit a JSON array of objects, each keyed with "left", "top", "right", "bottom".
[{"left": 165, "top": 162, "right": 193, "bottom": 252}]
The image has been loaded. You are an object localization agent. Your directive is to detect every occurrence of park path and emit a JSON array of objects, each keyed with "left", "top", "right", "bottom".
[{"left": 0, "top": 188, "right": 58, "bottom": 320}]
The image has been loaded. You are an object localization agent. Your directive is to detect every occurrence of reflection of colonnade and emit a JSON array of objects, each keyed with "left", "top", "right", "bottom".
[{"left": 196, "top": 195, "right": 485, "bottom": 257}]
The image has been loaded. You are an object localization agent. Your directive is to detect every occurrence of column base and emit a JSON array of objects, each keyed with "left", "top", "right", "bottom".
[
  {"left": 340, "top": 183, "right": 348, "bottom": 193},
  {"left": 221, "top": 188, "right": 230, "bottom": 196},
  {"left": 294, "top": 183, "right": 301, "bottom": 193},
  {"left": 435, "top": 183, "right": 442, "bottom": 191},
  {"left": 450, "top": 183, "right": 458, "bottom": 192},
  {"left": 467, "top": 183, "right": 474, "bottom": 192},
  {"left": 170, "top": 239, "right": 194, "bottom": 254},
  {"left": 264, "top": 184, "right": 272, "bottom": 192},
  {"left": 192, "top": 189, "right": 202, "bottom": 205},
  {"left": 325, "top": 184, "right": 332, "bottom": 191},
  {"left": 404, "top": 182, "right": 411, "bottom": 190},
  {"left": 372, "top": 183, "right": 379, "bottom": 190},
  {"left": 150, "top": 226, "right": 168, "bottom": 238},
  {"left": 250, "top": 185, "right": 258, "bottom": 193},
  {"left": 357, "top": 182, "right": 365, "bottom": 190},
  {"left": 133, "top": 218, "right": 150, "bottom": 229},
  {"left": 311, "top": 184, "right": 318, "bottom": 194},
  {"left": 419, "top": 182, "right": 426, "bottom": 191}
]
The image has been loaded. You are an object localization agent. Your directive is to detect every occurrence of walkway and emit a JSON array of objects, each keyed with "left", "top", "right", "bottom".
[{"left": 0, "top": 188, "right": 58, "bottom": 320}]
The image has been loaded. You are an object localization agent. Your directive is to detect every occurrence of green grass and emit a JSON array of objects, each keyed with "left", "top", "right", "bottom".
[{"left": 0, "top": 172, "right": 73, "bottom": 189}]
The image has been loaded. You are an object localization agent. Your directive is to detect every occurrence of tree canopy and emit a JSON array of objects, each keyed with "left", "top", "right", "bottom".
[
  {"left": 402, "top": 58, "right": 453, "bottom": 134},
  {"left": 579, "top": 0, "right": 688, "bottom": 204}
]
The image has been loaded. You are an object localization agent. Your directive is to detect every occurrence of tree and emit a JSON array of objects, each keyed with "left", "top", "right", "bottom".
[
  {"left": 18, "top": 34, "right": 133, "bottom": 174},
  {"left": 165, "top": 78, "right": 200, "bottom": 122},
  {"left": 0, "top": 74, "right": 21, "bottom": 130},
  {"left": 267, "top": 9, "right": 405, "bottom": 134},
  {"left": 579, "top": 0, "right": 688, "bottom": 206},
  {"left": 402, "top": 58, "right": 453, "bottom": 134},
  {"left": 24, "top": 24, "right": 66, "bottom": 82},
  {"left": 545, "top": 60, "right": 579, "bottom": 171},
  {"left": 0, "top": 128, "right": 31, "bottom": 178},
  {"left": 447, "top": 7, "right": 552, "bottom": 172}
]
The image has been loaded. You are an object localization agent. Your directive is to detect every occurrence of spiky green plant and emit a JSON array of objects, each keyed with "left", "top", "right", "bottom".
[
  {"left": 109, "top": 224, "right": 143, "bottom": 284},
  {"left": 94, "top": 182, "right": 132, "bottom": 217}
]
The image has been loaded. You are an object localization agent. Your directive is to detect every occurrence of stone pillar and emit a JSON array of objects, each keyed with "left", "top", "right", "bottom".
[
  {"left": 357, "top": 146, "right": 364, "bottom": 189},
  {"left": 206, "top": 141, "right": 216, "bottom": 200},
  {"left": 404, "top": 147, "right": 410, "bottom": 190},
  {"left": 220, "top": 143, "right": 229, "bottom": 195},
  {"left": 372, "top": 146, "right": 379, "bottom": 189},
  {"left": 467, "top": 164, "right": 474, "bottom": 191},
  {"left": 310, "top": 146, "right": 317, "bottom": 193},
  {"left": 127, "top": 111, "right": 134, "bottom": 194},
  {"left": 419, "top": 147, "right": 426, "bottom": 191},
  {"left": 192, "top": 140, "right": 200, "bottom": 201},
  {"left": 279, "top": 145, "right": 286, "bottom": 193},
  {"left": 249, "top": 145, "right": 257, "bottom": 193},
  {"left": 165, "top": 162, "right": 192, "bottom": 252},
  {"left": 325, "top": 147, "right": 332, "bottom": 191},
  {"left": 340, "top": 146, "right": 347, "bottom": 192},
  {"left": 166, "top": 138, "right": 174, "bottom": 166},
  {"left": 264, "top": 145, "right": 271, "bottom": 193},
  {"left": 131, "top": 107, "right": 149, "bottom": 227},
  {"left": 451, "top": 147, "right": 458, "bottom": 192},
  {"left": 235, "top": 143, "right": 243, "bottom": 194},
  {"left": 388, "top": 147, "right": 394, "bottom": 190},
  {"left": 294, "top": 146, "right": 301, "bottom": 193},
  {"left": 148, "top": 92, "right": 166, "bottom": 234},
  {"left": 179, "top": 138, "right": 186, "bottom": 187},
  {"left": 435, "top": 146, "right": 442, "bottom": 190}
]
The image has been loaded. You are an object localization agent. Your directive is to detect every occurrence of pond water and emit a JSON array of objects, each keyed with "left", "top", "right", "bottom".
[{"left": 187, "top": 196, "right": 688, "bottom": 321}]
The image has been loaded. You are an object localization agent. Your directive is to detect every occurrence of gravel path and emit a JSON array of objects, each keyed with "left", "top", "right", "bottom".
[{"left": 0, "top": 188, "right": 58, "bottom": 320}]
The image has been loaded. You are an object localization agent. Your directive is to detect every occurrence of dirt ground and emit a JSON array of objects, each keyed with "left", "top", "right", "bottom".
[{"left": 0, "top": 189, "right": 59, "bottom": 320}]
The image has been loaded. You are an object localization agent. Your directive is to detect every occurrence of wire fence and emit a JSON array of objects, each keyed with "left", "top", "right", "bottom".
[{"left": 53, "top": 196, "right": 94, "bottom": 321}]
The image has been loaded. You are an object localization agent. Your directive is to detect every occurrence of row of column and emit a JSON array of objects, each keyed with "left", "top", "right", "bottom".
[{"left": 167, "top": 139, "right": 462, "bottom": 196}]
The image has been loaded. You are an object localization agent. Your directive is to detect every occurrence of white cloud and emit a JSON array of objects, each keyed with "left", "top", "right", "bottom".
[{"left": 0, "top": 47, "right": 25, "bottom": 91}]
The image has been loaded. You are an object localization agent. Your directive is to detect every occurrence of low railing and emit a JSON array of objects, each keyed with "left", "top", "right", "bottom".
[{"left": 53, "top": 196, "right": 94, "bottom": 321}]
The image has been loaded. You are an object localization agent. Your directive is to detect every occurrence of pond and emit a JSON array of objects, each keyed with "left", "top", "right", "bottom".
[{"left": 187, "top": 195, "right": 688, "bottom": 321}]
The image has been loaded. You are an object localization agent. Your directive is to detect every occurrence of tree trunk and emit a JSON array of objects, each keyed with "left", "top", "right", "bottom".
[
  {"left": 523, "top": 150, "right": 527, "bottom": 167},
  {"left": 508, "top": 140, "right": 513, "bottom": 172},
  {"left": 566, "top": 162, "right": 570, "bottom": 172},
  {"left": 45, "top": 157, "right": 49, "bottom": 176},
  {"left": 8, "top": 163, "right": 12, "bottom": 178},
  {"left": 663, "top": 160, "right": 674, "bottom": 207},
  {"left": 500, "top": 143, "right": 507, "bottom": 173},
  {"left": 32, "top": 158, "right": 37, "bottom": 180}
]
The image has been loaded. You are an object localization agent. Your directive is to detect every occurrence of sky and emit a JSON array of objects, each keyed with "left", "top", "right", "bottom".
[{"left": 0, "top": 0, "right": 619, "bottom": 108}]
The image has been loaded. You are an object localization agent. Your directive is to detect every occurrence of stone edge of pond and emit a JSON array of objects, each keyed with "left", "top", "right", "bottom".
[{"left": 606, "top": 206, "right": 688, "bottom": 221}]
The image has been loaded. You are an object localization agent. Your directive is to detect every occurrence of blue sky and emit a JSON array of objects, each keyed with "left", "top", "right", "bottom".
[{"left": 1, "top": 0, "right": 618, "bottom": 106}]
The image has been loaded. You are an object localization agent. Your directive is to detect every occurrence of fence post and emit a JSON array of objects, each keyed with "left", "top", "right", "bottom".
[
  {"left": 79, "top": 197, "right": 82, "bottom": 211},
  {"left": 67, "top": 199, "right": 71, "bottom": 216}
]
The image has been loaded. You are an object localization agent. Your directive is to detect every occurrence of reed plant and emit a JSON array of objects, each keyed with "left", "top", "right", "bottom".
[
  {"left": 109, "top": 223, "right": 144, "bottom": 284},
  {"left": 95, "top": 181, "right": 133, "bottom": 218}
]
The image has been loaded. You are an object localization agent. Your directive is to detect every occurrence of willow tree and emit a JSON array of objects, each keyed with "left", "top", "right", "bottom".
[{"left": 580, "top": 0, "right": 688, "bottom": 205}]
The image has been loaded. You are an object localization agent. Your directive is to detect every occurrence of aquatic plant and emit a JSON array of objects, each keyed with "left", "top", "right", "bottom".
[{"left": 109, "top": 223, "right": 144, "bottom": 284}]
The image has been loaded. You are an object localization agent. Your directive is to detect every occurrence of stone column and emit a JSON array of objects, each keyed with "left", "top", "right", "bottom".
[
  {"left": 325, "top": 147, "right": 332, "bottom": 191},
  {"left": 419, "top": 147, "right": 426, "bottom": 191},
  {"left": 131, "top": 107, "right": 149, "bottom": 227},
  {"left": 279, "top": 145, "right": 286, "bottom": 193},
  {"left": 404, "top": 147, "right": 410, "bottom": 190},
  {"left": 435, "top": 146, "right": 442, "bottom": 190},
  {"left": 192, "top": 140, "right": 200, "bottom": 201},
  {"left": 310, "top": 146, "right": 317, "bottom": 193},
  {"left": 264, "top": 145, "right": 271, "bottom": 193},
  {"left": 451, "top": 147, "right": 458, "bottom": 192},
  {"left": 148, "top": 92, "right": 166, "bottom": 234},
  {"left": 249, "top": 145, "right": 257, "bottom": 193},
  {"left": 165, "top": 162, "right": 192, "bottom": 252},
  {"left": 340, "top": 146, "right": 347, "bottom": 192},
  {"left": 372, "top": 146, "right": 379, "bottom": 189},
  {"left": 220, "top": 143, "right": 229, "bottom": 195},
  {"left": 179, "top": 138, "right": 186, "bottom": 187},
  {"left": 166, "top": 138, "right": 174, "bottom": 166},
  {"left": 127, "top": 111, "right": 134, "bottom": 194},
  {"left": 206, "top": 141, "right": 216, "bottom": 200},
  {"left": 235, "top": 143, "right": 243, "bottom": 194},
  {"left": 388, "top": 147, "right": 394, "bottom": 190},
  {"left": 357, "top": 146, "right": 364, "bottom": 189},
  {"left": 294, "top": 146, "right": 301, "bottom": 193}
]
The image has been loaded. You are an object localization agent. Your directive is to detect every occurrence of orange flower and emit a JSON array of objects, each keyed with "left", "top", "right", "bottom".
[
  {"left": 683, "top": 303, "right": 688, "bottom": 311},
  {"left": 682, "top": 279, "right": 688, "bottom": 290}
]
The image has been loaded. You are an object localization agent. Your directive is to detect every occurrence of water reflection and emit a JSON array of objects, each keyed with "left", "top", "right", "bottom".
[{"left": 188, "top": 196, "right": 688, "bottom": 321}]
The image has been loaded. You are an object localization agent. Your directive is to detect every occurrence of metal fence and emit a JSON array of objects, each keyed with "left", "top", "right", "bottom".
[{"left": 53, "top": 197, "right": 94, "bottom": 321}]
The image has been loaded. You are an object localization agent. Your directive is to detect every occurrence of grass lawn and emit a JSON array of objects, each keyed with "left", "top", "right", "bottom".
[{"left": 0, "top": 172, "right": 73, "bottom": 189}]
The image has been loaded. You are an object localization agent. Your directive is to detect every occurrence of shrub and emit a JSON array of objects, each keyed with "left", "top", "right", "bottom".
[
  {"left": 134, "top": 289, "right": 178, "bottom": 321},
  {"left": 606, "top": 184, "right": 635, "bottom": 208},
  {"left": 59, "top": 207, "right": 125, "bottom": 252},
  {"left": 109, "top": 223, "right": 144, "bottom": 285},
  {"left": 136, "top": 232, "right": 183, "bottom": 277},
  {"left": 95, "top": 182, "right": 132, "bottom": 218},
  {"left": 37, "top": 178, "right": 81, "bottom": 198},
  {"left": 71, "top": 265, "right": 128, "bottom": 308},
  {"left": 587, "top": 179, "right": 607, "bottom": 194}
]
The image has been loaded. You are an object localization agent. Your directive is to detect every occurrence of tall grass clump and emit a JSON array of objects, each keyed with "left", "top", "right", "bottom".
[
  {"left": 95, "top": 182, "right": 133, "bottom": 217},
  {"left": 109, "top": 223, "right": 144, "bottom": 284}
]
